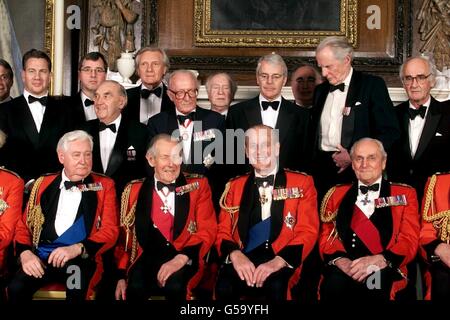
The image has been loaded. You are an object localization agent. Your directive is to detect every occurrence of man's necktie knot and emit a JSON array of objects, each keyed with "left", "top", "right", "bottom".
[
  {"left": 359, "top": 183, "right": 380, "bottom": 194},
  {"left": 28, "top": 95, "right": 48, "bottom": 106},
  {"left": 408, "top": 105, "right": 427, "bottom": 120},
  {"left": 141, "top": 87, "right": 162, "bottom": 99},
  {"left": 99, "top": 122, "right": 117, "bottom": 133},
  {"left": 64, "top": 180, "right": 83, "bottom": 190},
  {"left": 329, "top": 83, "right": 345, "bottom": 92},
  {"left": 157, "top": 181, "right": 176, "bottom": 192},
  {"left": 255, "top": 175, "right": 275, "bottom": 187},
  {"left": 84, "top": 99, "right": 94, "bottom": 107},
  {"left": 261, "top": 101, "right": 280, "bottom": 111}
]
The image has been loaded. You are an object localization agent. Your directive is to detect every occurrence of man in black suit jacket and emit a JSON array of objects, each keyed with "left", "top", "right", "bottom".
[
  {"left": 226, "top": 53, "right": 310, "bottom": 177},
  {"left": 0, "top": 49, "right": 76, "bottom": 186},
  {"left": 388, "top": 56, "right": 450, "bottom": 201},
  {"left": 69, "top": 52, "right": 107, "bottom": 124},
  {"left": 124, "top": 47, "right": 175, "bottom": 124},
  {"left": 82, "top": 80, "right": 148, "bottom": 197},
  {"left": 311, "top": 36, "right": 400, "bottom": 200}
]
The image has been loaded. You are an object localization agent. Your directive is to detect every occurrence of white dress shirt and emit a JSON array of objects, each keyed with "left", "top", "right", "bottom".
[
  {"left": 154, "top": 177, "right": 176, "bottom": 216},
  {"left": 260, "top": 94, "right": 282, "bottom": 129},
  {"left": 356, "top": 177, "right": 382, "bottom": 219},
  {"left": 81, "top": 91, "right": 97, "bottom": 121},
  {"left": 24, "top": 90, "right": 47, "bottom": 133},
  {"left": 320, "top": 68, "right": 353, "bottom": 151},
  {"left": 100, "top": 115, "right": 121, "bottom": 173},
  {"left": 140, "top": 83, "right": 163, "bottom": 124},
  {"left": 55, "top": 170, "right": 82, "bottom": 236},
  {"left": 408, "top": 98, "right": 430, "bottom": 158},
  {"left": 255, "top": 167, "right": 277, "bottom": 221},
  {"left": 176, "top": 109, "right": 195, "bottom": 163}
]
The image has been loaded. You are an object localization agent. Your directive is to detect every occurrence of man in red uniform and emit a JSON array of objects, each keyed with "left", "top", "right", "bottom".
[
  {"left": 420, "top": 173, "right": 450, "bottom": 300},
  {"left": 114, "top": 134, "right": 217, "bottom": 300},
  {"left": 216, "top": 124, "right": 319, "bottom": 300},
  {"left": 0, "top": 131, "right": 24, "bottom": 301},
  {"left": 8, "top": 130, "right": 119, "bottom": 301},
  {"left": 319, "top": 137, "right": 420, "bottom": 300}
]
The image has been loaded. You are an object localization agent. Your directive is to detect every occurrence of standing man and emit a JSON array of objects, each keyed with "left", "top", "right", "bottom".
[
  {"left": 0, "top": 59, "right": 14, "bottom": 104},
  {"left": 124, "top": 47, "right": 175, "bottom": 124},
  {"left": 114, "top": 134, "right": 217, "bottom": 300},
  {"left": 226, "top": 53, "right": 310, "bottom": 175},
  {"left": 311, "top": 36, "right": 400, "bottom": 199},
  {"left": 216, "top": 125, "right": 319, "bottom": 300},
  {"left": 0, "top": 49, "right": 76, "bottom": 186},
  {"left": 69, "top": 52, "right": 108, "bottom": 123},
  {"left": 205, "top": 72, "right": 237, "bottom": 118},
  {"left": 388, "top": 56, "right": 450, "bottom": 201},
  {"left": 290, "top": 64, "right": 322, "bottom": 109},
  {"left": 319, "top": 138, "right": 420, "bottom": 300},
  {"left": 8, "top": 130, "right": 119, "bottom": 301}
]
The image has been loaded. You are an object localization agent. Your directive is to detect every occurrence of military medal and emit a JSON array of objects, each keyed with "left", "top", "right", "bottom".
[
  {"left": 374, "top": 195, "right": 407, "bottom": 208},
  {"left": 284, "top": 212, "right": 296, "bottom": 230},
  {"left": 73, "top": 182, "right": 103, "bottom": 192},
  {"left": 176, "top": 182, "right": 199, "bottom": 195},
  {"left": 193, "top": 129, "right": 216, "bottom": 142},
  {"left": 259, "top": 191, "right": 268, "bottom": 205},
  {"left": 187, "top": 220, "right": 197, "bottom": 234},
  {"left": 273, "top": 187, "right": 303, "bottom": 201},
  {"left": 360, "top": 193, "right": 370, "bottom": 206},
  {"left": 0, "top": 187, "right": 8, "bottom": 216},
  {"left": 160, "top": 202, "right": 171, "bottom": 214}
]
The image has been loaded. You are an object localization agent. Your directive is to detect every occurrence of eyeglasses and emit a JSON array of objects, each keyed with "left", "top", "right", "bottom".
[
  {"left": 258, "top": 73, "right": 284, "bottom": 82},
  {"left": 402, "top": 74, "right": 431, "bottom": 85},
  {"left": 80, "top": 67, "right": 106, "bottom": 74},
  {"left": 169, "top": 89, "right": 198, "bottom": 100}
]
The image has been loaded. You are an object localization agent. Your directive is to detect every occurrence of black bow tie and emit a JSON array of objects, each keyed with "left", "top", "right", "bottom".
[
  {"left": 64, "top": 180, "right": 83, "bottom": 190},
  {"left": 329, "top": 83, "right": 345, "bottom": 92},
  {"left": 99, "top": 122, "right": 116, "bottom": 133},
  {"left": 261, "top": 101, "right": 280, "bottom": 111},
  {"left": 28, "top": 95, "right": 48, "bottom": 106},
  {"left": 408, "top": 105, "right": 427, "bottom": 120},
  {"left": 84, "top": 99, "right": 93, "bottom": 107},
  {"left": 157, "top": 181, "right": 176, "bottom": 192},
  {"left": 255, "top": 175, "right": 275, "bottom": 187},
  {"left": 359, "top": 183, "right": 379, "bottom": 194},
  {"left": 177, "top": 112, "right": 195, "bottom": 125},
  {"left": 141, "top": 87, "right": 162, "bottom": 99}
]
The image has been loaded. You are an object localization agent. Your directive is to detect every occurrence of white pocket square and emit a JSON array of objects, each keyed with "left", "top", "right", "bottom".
[
  {"left": 435, "top": 132, "right": 443, "bottom": 137},
  {"left": 354, "top": 101, "right": 362, "bottom": 106}
]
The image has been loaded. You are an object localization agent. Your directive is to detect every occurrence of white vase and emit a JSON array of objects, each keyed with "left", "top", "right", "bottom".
[{"left": 117, "top": 52, "right": 135, "bottom": 84}]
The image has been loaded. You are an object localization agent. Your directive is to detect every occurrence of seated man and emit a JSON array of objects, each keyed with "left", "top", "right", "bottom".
[
  {"left": 8, "top": 130, "right": 119, "bottom": 301},
  {"left": 216, "top": 124, "right": 319, "bottom": 300},
  {"left": 0, "top": 131, "right": 24, "bottom": 302},
  {"left": 420, "top": 173, "right": 450, "bottom": 301},
  {"left": 114, "top": 134, "right": 217, "bottom": 300},
  {"left": 319, "top": 138, "right": 420, "bottom": 301}
]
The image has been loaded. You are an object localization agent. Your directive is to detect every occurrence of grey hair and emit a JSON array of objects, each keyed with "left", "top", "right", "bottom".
[
  {"left": 57, "top": 130, "right": 93, "bottom": 153},
  {"left": 256, "top": 53, "right": 288, "bottom": 77},
  {"left": 350, "top": 137, "right": 387, "bottom": 160},
  {"left": 167, "top": 70, "right": 200, "bottom": 90},
  {"left": 205, "top": 72, "right": 238, "bottom": 99},
  {"left": 146, "top": 133, "right": 180, "bottom": 157},
  {"left": 316, "top": 36, "right": 354, "bottom": 61},
  {"left": 399, "top": 55, "right": 437, "bottom": 83},
  {"left": 135, "top": 46, "right": 170, "bottom": 70},
  {"left": 100, "top": 80, "right": 128, "bottom": 105}
]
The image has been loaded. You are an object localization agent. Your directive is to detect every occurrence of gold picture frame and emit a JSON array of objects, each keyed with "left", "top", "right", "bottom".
[{"left": 194, "top": 0, "right": 358, "bottom": 48}]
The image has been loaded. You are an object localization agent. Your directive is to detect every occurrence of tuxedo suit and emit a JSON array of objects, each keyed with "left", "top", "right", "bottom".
[
  {"left": 216, "top": 170, "right": 319, "bottom": 300},
  {"left": 67, "top": 91, "right": 95, "bottom": 125},
  {"left": 226, "top": 96, "right": 310, "bottom": 175},
  {"left": 82, "top": 118, "right": 149, "bottom": 196},
  {"left": 124, "top": 84, "right": 175, "bottom": 123},
  {"left": 319, "top": 180, "right": 420, "bottom": 300},
  {"left": 0, "top": 95, "right": 76, "bottom": 182},
  {"left": 388, "top": 98, "right": 450, "bottom": 200},
  {"left": 311, "top": 71, "right": 400, "bottom": 198},
  {"left": 10, "top": 172, "right": 119, "bottom": 300},
  {"left": 115, "top": 174, "right": 217, "bottom": 299}
]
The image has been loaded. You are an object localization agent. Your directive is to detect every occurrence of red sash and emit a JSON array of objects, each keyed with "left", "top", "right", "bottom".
[
  {"left": 350, "top": 206, "right": 383, "bottom": 254},
  {"left": 151, "top": 191, "right": 174, "bottom": 243}
]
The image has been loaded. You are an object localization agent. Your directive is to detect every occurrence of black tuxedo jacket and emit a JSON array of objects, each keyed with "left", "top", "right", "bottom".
[
  {"left": 0, "top": 95, "right": 76, "bottom": 182},
  {"left": 82, "top": 117, "right": 149, "bottom": 195},
  {"left": 387, "top": 97, "right": 450, "bottom": 199},
  {"left": 226, "top": 96, "right": 310, "bottom": 174},
  {"left": 67, "top": 91, "right": 92, "bottom": 125},
  {"left": 124, "top": 84, "right": 175, "bottom": 123},
  {"left": 311, "top": 71, "right": 400, "bottom": 153}
]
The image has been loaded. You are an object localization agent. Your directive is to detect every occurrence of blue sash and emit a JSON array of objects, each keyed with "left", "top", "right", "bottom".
[
  {"left": 36, "top": 217, "right": 87, "bottom": 260},
  {"left": 244, "top": 217, "right": 271, "bottom": 253}
]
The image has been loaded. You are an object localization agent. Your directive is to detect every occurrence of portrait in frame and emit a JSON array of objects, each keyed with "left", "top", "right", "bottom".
[{"left": 194, "top": 0, "right": 358, "bottom": 48}]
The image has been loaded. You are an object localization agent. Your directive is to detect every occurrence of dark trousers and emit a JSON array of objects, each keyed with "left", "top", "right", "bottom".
[
  {"left": 7, "top": 257, "right": 96, "bottom": 302},
  {"left": 126, "top": 253, "right": 196, "bottom": 301},
  {"left": 291, "top": 243, "right": 322, "bottom": 301},
  {"left": 320, "top": 265, "right": 395, "bottom": 301},
  {"left": 430, "top": 262, "right": 450, "bottom": 301}
]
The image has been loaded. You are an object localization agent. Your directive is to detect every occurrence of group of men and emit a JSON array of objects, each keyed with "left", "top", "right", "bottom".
[{"left": 0, "top": 34, "right": 449, "bottom": 302}]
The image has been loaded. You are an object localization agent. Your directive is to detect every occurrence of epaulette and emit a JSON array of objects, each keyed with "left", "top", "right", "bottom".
[
  {"left": 126, "top": 178, "right": 145, "bottom": 186},
  {"left": 434, "top": 171, "right": 450, "bottom": 176},
  {"left": 0, "top": 166, "right": 21, "bottom": 179},
  {"left": 227, "top": 172, "right": 251, "bottom": 183},
  {"left": 389, "top": 182, "right": 413, "bottom": 188},
  {"left": 91, "top": 171, "right": 109, "bottom": 178},
  {"left": 183, "top": 172, "right": 204, "bottom": 179},
  {"left": 284, "top": 168, "right": 308, "bottom": 176}
]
